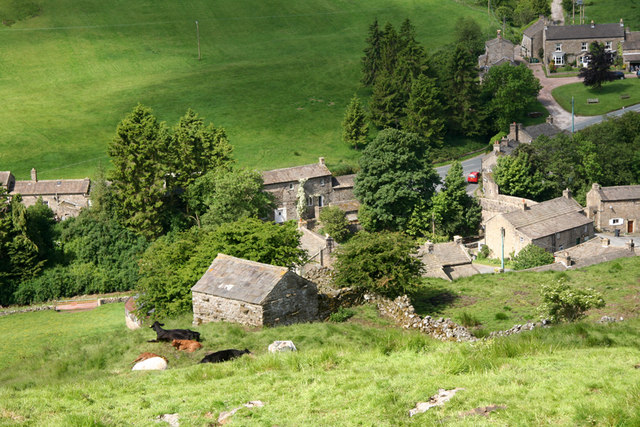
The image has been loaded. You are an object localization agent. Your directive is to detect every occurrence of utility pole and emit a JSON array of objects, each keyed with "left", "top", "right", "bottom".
[
  {"left": 195, "top": 20, "right": 201, "bottom": 61},
  {"left": 500, "top": 227, "right": 505, "bottom": 271},
  {"left": 571, "top": 96, "right": 575, "bottom": 134}
]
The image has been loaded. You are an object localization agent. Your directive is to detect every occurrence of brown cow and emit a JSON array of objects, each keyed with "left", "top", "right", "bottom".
[
  {"left": 132, "top": 352, "right": 167, "bottom": 364},
  {"left": 171, "top": 339, "right": 202, "bottom": 353}
]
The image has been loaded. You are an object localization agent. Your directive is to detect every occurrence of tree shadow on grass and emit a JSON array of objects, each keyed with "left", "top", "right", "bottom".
[{"left": 410, "top": 285, "right": 460, "bottom": 317}]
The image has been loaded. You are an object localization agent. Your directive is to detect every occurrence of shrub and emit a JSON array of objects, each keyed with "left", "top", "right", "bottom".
[
  {"left": 458, "top": 311, "right": 481, "bottom": 327},
  {"left": 329, "top": 307, "right": 355, "bottom": 323},
  {"left": 538, "top": 279, "right": 606, "bottom": 323},
  {"left": 332, "top": 231, "right": 423, "bottom": 298},
  {"left": 319, "top": 206, "right": 351, "bottom": 243},
  {"left": 495, "top": 312, "right": 509, "bottom": 320},
  {"left": 477, "top": 244, "right": 490, "bottom": 260},
  {"left": 512, "top": 244, "right": 554, "bottom": 270}
]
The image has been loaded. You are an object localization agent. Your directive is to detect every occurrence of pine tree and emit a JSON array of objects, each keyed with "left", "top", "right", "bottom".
[
  {"left": 342, "top": 95, "right": 369, "bottom": 150},
  {"left": 379, "top": 22, "right": 400, "bottom": 76},
  {"left": 361, "top": 18, "right": 383, "bottom": 87},
  {"left": 404, "top": 74, "right": 446, "bottom": 148},
  {"left": 369, "top": 71, "right": 404, "bottom": 129},
  {"left": 108, "top": 104, "right": 170, "bottom": 239},
  {"left": 447, "top": 44, "right": 484, "bottom": 136}
]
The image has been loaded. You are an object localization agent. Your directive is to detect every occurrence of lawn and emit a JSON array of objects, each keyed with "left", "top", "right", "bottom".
[
  {"left": 0, "top": 0, "right": 492, "bottom": 180},
  {"left": 552, "top": 77, "right": 640, "bottom": 115},
  {"left": 2, "top": 292, "right": 640, "bottom": 425}
]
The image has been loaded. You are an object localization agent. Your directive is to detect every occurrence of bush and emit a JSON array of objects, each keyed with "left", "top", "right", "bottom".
[
  {"left": 329, "top": 307, "right": 355, "bottom": 323},
  {"left": 495, "top": 312, "right": 509, "bottom": 320},
  {"left": 319, "top": 206, "right": 351, "bottom": 243},
  {"left": 458, "top": 312, "right": 481, "bottom": 327},
  {"left": 477, "top": 244, "right": 490, "bottom": 260},
  {"left": 332, "top": 231, "right": 423, "bottom": 298},
  {"left": 512, "top": 244, "right": 554, "bottom": 270},
  {"left": 538, "top": 279, "right": 606, "bottom": 323}
]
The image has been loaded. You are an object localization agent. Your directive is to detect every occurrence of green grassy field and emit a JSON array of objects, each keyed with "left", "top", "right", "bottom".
[
  {"left": 580, "top": 0, "right": 640, "bottom": 31},
  {"left": 0, "top": 0, "right": 492, "bottom": 180},
  {"left": 552, "top": 77, "right": 640, "bottom": 116},
  {"left": 1, "top": 258, "right": 640, "bottom": 425}
]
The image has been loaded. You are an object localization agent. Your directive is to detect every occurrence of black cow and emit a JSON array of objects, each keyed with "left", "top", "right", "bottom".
[
  {"left": 199, "top": 348, "right": 251, "bottom": 364},
  {"left": 148, "top": 321, "right": 201, "bottom": 342}
]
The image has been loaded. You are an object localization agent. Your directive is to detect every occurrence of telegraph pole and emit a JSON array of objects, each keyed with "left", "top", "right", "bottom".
[
  {"left": 195, "top": 20, "right": 201, "bottom": 61},
  {"left": 500, "top": 227, "right": 505, "bottom": 271}
]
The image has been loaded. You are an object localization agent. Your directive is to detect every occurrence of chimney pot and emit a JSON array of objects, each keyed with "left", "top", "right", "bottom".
[
  {"left": 591, "top": 20, "right": 595, "bottom": 28},
  {"left": 319, "top": 157, "right": 325, "bottom": 166},
  {"left": 563, "top": 188, "right": 572, "bottom": 199},
  {"left": 620, "top": 18, "right": 624, "bottom": 27},
  {"left": 31, "top": 168, "right": 37, "bottom": 182},
  {"left": 522, "top": 199, "right": 528, "bottom": 210}
]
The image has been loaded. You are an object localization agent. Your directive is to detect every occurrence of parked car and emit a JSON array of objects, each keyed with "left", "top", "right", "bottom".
[
  {"left": 612, "top": 71, "right": 625, "bottom": 80},
  {"left": 467, "top": 171, "right": 480, "bottom": 183}
]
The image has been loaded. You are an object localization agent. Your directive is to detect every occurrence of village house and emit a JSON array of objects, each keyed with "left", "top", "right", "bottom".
[
  {"left": 554, "top": 236, "right": 637, "bottom": 269},
  {"left": 417, "top": 237, "right": 479, "bottom": 281},
  {"left": 191, "top": 253, "right": 318, "bottom": 327},
  {"left": 541, "top": 20, "right": 625, "bottom": 67},
  {"left": 521, "top": 16, "right": 546, "bottom": 60},
  {"left": 261, "top": 158, "right": 359, "bottom": 223},
  {"left": 622, "top": 30, "right": 640, "bottom": 71},
  {"left": 586, "top": 183, "right": 640, "bottom": 234},
  {"left": 484, "top": 190, "right": 594, "bottom": 257},
  {"left": 0, "top": 168, "right": 90, "bottom": 219},
  {"left": 478, "top": 30, "right": 517, "bottom": 76}
]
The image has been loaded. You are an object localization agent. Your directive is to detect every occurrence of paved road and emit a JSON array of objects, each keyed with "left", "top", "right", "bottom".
[{"left": 435, "top": 154, "right": 482, "bottom": 194}]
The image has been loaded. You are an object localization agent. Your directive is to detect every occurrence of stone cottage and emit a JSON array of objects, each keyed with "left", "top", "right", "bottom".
[
  {"left": 484, "top": 190, "right": 594, "bottom": 257},
  {"left": 191, "top": 253, "right": 318, "bottom": 327},
  {"left": 478, "top": 30, "right": 517, "bottom": 77},
  {"left": 521, "top": 16, "right": 546, "bottom": 60},
  {"left": 0, "top": 168, "right": 91, "bottom": 219},
  {"left": 261, "top": 158, "right": 359, "bottom": 223},
  {"left": 586, "top": 183, "right": 640, "bottom": 234},
  {"left": 417, "top": 237, "right": 479, "bottom": 281}
]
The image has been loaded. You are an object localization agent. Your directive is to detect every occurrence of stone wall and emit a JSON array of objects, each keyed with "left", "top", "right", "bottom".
[
  {"left": 262, "top": 273, "right": 318, "bottom": 326},
  {"left": 192, "top": 293, "right": 264, "bottom": 327}
]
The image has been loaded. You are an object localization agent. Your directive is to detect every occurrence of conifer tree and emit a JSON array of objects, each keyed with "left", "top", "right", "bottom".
[
  {"left": 404, "top": 74, "right": 445, "bottom": 148},
  {"left": 369, "top": 71, "right": 404, "bottom": 129},
  {"left": 361, "top": 18, "right": 383, "bottom": 87},
  {"left": 379, "top": 22, "right": 400, "bottom": 76},
  {"left": 108, "top": 104, "right": 170, "bottom": 239},
  {"left": 342, "top": 95, "right": 369, "bottom": 150},
  {"left": 447, "top": 44, "right": 484, "bottom": 136}
]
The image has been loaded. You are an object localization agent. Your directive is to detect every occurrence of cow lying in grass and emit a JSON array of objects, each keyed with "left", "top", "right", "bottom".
[
  {"left": 148, "top": 321, "right": 201, "bottom": 342},
  {"left": 171, "top": 339, "right": 202, "bottom": 353},
  {"left": 199, "top": 349, "right": 252, "bottom": 364}
]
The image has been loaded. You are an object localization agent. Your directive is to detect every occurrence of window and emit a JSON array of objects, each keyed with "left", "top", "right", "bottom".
[
  {"left": 555, "top": 43, "right": 562, "bottom": 52},
  {"left": 581, "top": 42, "right": 588, "bottom": 51},
  {"left": 605, "top": 41, "right": 612, "bottom": 51},
  {"left": 553, "top": 54, "right": 564, "bottom": 65},
  {"left": 318, "top": 195, "right": 324, "bottom": 207},
  {"left": 610, "top": 218, "right": 623, "bottom": 225},
  {"left": 320, "top": 178, "right": 325, "bottom": 186},
  {"left": 288, "top": 183, "right": 294, "bottom": 190},
  {"left": 307, "top": 196, "right": 313, "bottom": 206}
]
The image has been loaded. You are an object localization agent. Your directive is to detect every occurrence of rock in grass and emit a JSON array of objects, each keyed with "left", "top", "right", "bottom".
[{"left": 268, "top": 340, "right": 297, "bottom": 353}]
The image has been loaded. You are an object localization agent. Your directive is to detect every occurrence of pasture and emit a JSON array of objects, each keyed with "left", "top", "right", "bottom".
[
  {"left": 0, "top": 0, "right": 491, "bottom": 180},
  {"left": 2, "top": 257, "right": 640, "bottom": 425}
]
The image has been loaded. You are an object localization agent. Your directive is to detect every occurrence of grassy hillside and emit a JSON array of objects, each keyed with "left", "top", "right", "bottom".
[
  {"left": 579, "top": 0, "right": 640, "bottom": 31},
  {"left": 1, "top": 258, "right": 640, "bottom": 425},
  {"left": 1, "top": 303, "right": 640, "bottom": 425},
  {"left": 0, "top": 0, "right": 491, "bottom": 180}
]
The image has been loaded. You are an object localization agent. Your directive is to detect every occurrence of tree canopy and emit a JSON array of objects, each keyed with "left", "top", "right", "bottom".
[{"left": 354, "top": 129, "right": 439, "bottom": 231}]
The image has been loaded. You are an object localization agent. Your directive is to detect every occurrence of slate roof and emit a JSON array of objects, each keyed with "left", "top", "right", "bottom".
[
  {"left": 191, "top": 253, "right": 290, "bottom": 304},
  {"left": 595, "top": 185, "right": 640, "bottom": 201},
  {"left": 503, "top": 196, "right": 592, "bottom": 240},
  {"left": 623, "top": 31, "right": 640, "bottom": 50},
  {"left": 545, "top": 23, "right": 624, "bottom": 41},
  {"left": 299, "top": 227, "right": 328, "bottom": 257},
  {"left": 554, "top": 236, "right": 638, "bottom": 269},
  {"left": 522, "top": 122, "right": 564, "bottom": 140},
  {"left": 0, "top": 171, "right": 13, "bottom": 187},
  {"left": 523, "top": 17, "right": 545, "bottom": 38},
  {"left": 262, "top": 162, "right": 331, "bottom": 185},
  {"left": 417, "top": 241, "right": 478, "bottom": 281},
  {"left": 11, "top": 178, "right": 90, "bottom": 196},
  {"left": 332, "top": 174, "right": 355, "bottom": 189},
  {"left": 485, "top": 37, "right": 515, "bottom": 49}
]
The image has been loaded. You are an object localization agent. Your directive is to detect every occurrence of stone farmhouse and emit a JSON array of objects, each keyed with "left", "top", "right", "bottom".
[
  {"left": 478, "top": 30, "right": 517, "bottom": 76},
  {"left": 529, "top": 19, "right": 626, "bottom": 67},
  {"left": 586, "top": 183, "right": 640, "bottom": 234},
  {"left": 521, "top": 16, "right": 546, "bottom": 60},
  {"left": 417, "top": 237, "right": 479, "bottom": 281},
  {"left": 191, "top": 253, "right": 318, "bottom": 327},
  {"left": 0, "top": 168, "right": 90, "bottom": 219},
  {"left": 484, "top": 190, "right": 594, "bottom": 257},
  {"left": 261, "top": 157, "right": 359, "bottom": 223}
]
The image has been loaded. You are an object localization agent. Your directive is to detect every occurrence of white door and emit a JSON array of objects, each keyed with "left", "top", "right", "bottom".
[{"left": 274, "top": 207, "right": 286, "bottom": 223}]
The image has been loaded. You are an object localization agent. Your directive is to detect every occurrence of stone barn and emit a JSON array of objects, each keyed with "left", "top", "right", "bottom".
[{"left": 191, "top": 253, "right": 318, "bottom": 327}]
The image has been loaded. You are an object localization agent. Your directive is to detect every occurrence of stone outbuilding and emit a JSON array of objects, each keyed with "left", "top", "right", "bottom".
[
  {"left": 478, "top": 30, "right": 517, "bottom": 77},
  {"left": 417, "top": 237, "right": 479, "bottom": 281},
  {"left": 191, "top": 254, "right": 318, "bottom": 327},
  {"left": 484, "top": 190, "right": 594, "bottom": 257},
  {"left": 521, "top": 16, "right": 546, "bottom": 60},
  {"left": 586, "top": 183, "right": 640, "bottom": 234}
]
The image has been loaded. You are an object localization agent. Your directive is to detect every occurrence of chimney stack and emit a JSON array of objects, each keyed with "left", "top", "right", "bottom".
[
  {"left": 453, "top": 235, "right": 462, "bottom": 245},
  {"left": 521, "top": 199, "right": 528, "bottom": 210},
  {"left": 426, "top": 241, "right": 434, "bottom": 253},
  {"left": 497, "top": 29, "right": 502, "bottom": 39},
  {"left": 563, "top": 188, "right": 572, "bottom": 199},
  {"left": 592, "top": 182, "right": 601, "bottom": 191},
  {"left": 31, "top": 168, "right": 37, "bottom": 182},
  {"left": 620, "top": 18, "right": 624, "bottom": 28},
  {"left": 591, "top": 20, "right": 595, "bottom": 28},
  {"left": 602, "top": 237, "right": 610, "bottom": 247},
  {"left": 493, "top": 141, "right": 501, "bottom": 153},
  {"left": 319, "top": 157, "right": 325, "bottom": 166}
]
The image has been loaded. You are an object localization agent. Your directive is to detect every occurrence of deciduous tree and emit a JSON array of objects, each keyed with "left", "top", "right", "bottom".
[{"left": 578, "top": 42, "right": 616, "bottom": 89}]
